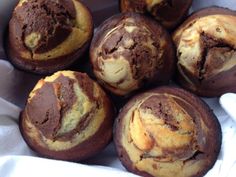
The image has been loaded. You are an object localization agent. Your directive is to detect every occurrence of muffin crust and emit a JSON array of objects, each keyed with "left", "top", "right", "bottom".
[
  {"left": 20, "top": 71, "right": 114, "bottom": 161},
  {"left": 8, "top": 0, "right": 93, "bottom": 73},
  {"left": 90, "top": 13, "right": 175, "bottom": 96},
  {"left": 173, "top": 7, "right": 236, "bottom": 97},
  {"left": 114, "top": 86, "right": 222, "bottom": 177}
]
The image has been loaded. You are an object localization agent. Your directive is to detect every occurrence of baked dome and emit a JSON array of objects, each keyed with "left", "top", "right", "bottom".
[
  {"left": 20, "top": 71, "right": 114, "bottom": 161},
  {"left": 8, "top": 0, "right": 93, "bottom": 74},
  {"left": 114, "top": 86, "right": 221, "bottom": 177},
  {"left": 90, "top": 13, "right": 175, "bottom": 96},
  {"left": 173, "top": 7, "right": 236, "bottom": 97}
]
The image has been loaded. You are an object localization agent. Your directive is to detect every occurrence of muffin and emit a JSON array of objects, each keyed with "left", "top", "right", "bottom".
[
  {"left": 90, "top": 13, "right": 175, "bottom": 96},
  {"left": 8, "top": 0, "right": 93, "bottom": 74},
  {"left": 20, "top": 71, "right": 114, "bottom": 161},
  {"left": 120, "top": 0, "right": 193, "bottom": 29},
  {"left": 114, "top": 86, "right": 222, "bottom": 177},
  {"left": 173, "top": 7, "right": 236, "bottom": 97}
]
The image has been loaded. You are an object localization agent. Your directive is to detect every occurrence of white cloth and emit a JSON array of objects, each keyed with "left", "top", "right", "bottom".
[
  {"left": 1, "top": 0, "right": 236, "bottom": 176},
  {"left": 0, "top": 60, "right": 138, "bottom": 177},
  {"left": 0, "top": 60, "right": 236, "bottom": 177}
]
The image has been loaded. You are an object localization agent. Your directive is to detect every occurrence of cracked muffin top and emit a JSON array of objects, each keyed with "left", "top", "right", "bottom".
[
  {"left": 20, "top": 71, "right": 114, "bottom": 161},
  {"left": 173, "top": 7, "right": 236, "bottom": 97},
  {"left": 114, "top": 86, "right": 222, "bottom": 177},
  {"left": 90, "top": 13, "right": 175, "bottom": 96},
  {"left": 8, "top": 0, "right": 93, "bottom": 73},
  {"left": 16, "top": 0, "right": 76, "bottom": 53}
]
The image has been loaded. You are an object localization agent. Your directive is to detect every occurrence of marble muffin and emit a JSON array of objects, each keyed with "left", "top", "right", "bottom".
[
  {"left": 20, "top": 71, "right": 114, "bottom": 161},
  {"left": 114, "top": 86, "right": 222, "bottom": 177},
  {"left": 173, "top": 7, "right": 236, "bottom": 97},
  {"left": 90, "top": 13, "right": 175, "bottom": 96},
  {"left": 8, "top": 0, "right": 93, "bottom": 74},
  {"left": 120, "top": 0, "right": 193, "bottom": 29}
]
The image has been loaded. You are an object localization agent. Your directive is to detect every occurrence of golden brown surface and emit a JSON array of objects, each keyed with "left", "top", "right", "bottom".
[
  {"left": 92, "top": 18, "right": 160, "bottom": 95},
  {"left": 90, "top": 13, "right": 175, "bottom": 96},
  {"left": 174, "top": 15, "right": 236, "bottom": 78},
  {"left": 173, "top": 7, "right": 236, "bottom": 97},
  {"left": 114, "top": 87, "right": 221, "bottom": 177},
  {"left": 8, "top": 0, "right": 93, "bottom": 73},
  {"left": 15, "top": 0, "right": 92, "bottom": 60},
  {"left": 20, "top": 71, "right": 113, "bottom": 160}
]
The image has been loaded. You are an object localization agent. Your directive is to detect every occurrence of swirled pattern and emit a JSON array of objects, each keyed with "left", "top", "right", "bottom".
[
  {"left": 20, "top": 71, "right": 113, "bottom": 161},
  {"left": 8, "top": 0, "right": 93, "bottom": 73},
  {"left": 90, "top": 13, "right": 175, "bottom": 96},
  {"left": 114, "top": 87, "right": 221, "bottom": 177},
  {"left": 173, "top": 7, "right": 236, "bottom": 97}
]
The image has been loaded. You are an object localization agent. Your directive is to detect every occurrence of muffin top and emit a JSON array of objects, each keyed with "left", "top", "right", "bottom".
[
  {"left": 173, "top": 7, "right": 236, "bottom": 96},
  {"left": 20, "top": 71, "right": 113, "bottom": 160},
  {"left": 120, "top": 0, "right": 192, "bottom": 29},
  {"left": 173, "top": 7, "right": 236, "bottom": 80},
  {"left": 115, "top": 87, "right": 221, "bottom": 177},
  {"left": 10, "top": 0, "right": 92, "bottom": 60},
  {"left": 90, "top": 13, "right": 174, "bottom": 96}
]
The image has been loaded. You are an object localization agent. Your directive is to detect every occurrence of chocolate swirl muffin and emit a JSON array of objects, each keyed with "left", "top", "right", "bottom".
[
  {"left": 90, "top": 13, "right": 175, "bottom": 96},
  {"left": 114, "top": 87, "right": 221, "bottom": 177},
  {"left": 8, "top": 0, "right": 93, "bottom": 74},
  {"left": 173, "top": 7, "right": 236, "bottom": 97},
  {"left": 20, "top": 71, "right": 114, "bottom": 161},
  {"left": 120, "top": 0, "right": 192, "bottom": 29}
]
